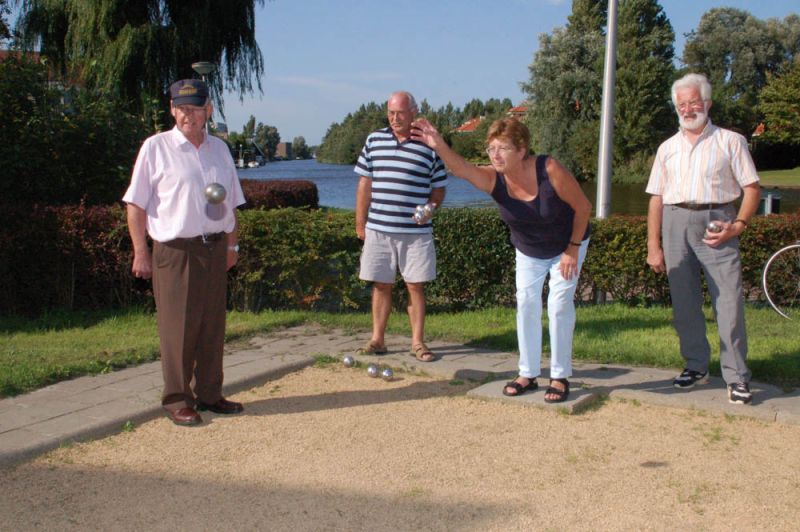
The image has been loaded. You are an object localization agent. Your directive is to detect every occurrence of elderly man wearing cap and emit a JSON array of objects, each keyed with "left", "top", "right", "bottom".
[{"left": 123, "top": 79, "right": 246, "bottom": 426}]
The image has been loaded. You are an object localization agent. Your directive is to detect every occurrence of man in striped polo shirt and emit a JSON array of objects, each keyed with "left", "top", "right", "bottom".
[
  {"left": 646, "top": 73, "right": 760, "bottom": 405},
  {"left": 354, "top": 91, "right": 447, "bottom": 362}
]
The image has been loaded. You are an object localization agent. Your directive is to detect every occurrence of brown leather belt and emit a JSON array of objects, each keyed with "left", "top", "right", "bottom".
[
  {"left": 673, "top": 202, "right": 732, "bottom": 211},
  {"left": 178, "top": 232, "right": 225, "bottom": 244}
]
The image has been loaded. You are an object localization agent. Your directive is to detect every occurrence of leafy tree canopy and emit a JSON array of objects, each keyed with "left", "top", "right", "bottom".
[
  {"left": 14, "top": 0, "right": 265, "bottom": 125},
  {"left": 0, "top": 55, "right": 148, "bottom": 206},
  {"left": 758, "top": 60, "right": 800, "bottom": 146},
  {"left": 316, "top": 98, "right": 517, "bottom": 165},
  {"left": 0, "top": 0, "right": 11, "bottom": 42},
  {"left": 682, "top": 8, "right": 798, "bottom": 135},
  {"left": 292, "top": 136, "right": 311, "bottom": 159}
]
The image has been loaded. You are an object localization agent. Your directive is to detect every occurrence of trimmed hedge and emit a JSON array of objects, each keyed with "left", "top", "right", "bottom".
[
  {"left": 0, "top": 203, "right": 152, "bottom": 315},
  {"left": 231, "top": 208, "right": 366, "bottom": 311},
  {"left": 240, "top": 179, "right": 319, "bottom": 210},
  {"left": 1, "top": 206, "right": 797, "bottom": 316}
]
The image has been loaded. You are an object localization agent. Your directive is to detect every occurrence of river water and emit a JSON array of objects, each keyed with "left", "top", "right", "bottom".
[{"left": 238, "top": 159, "right": 798, "bottom": 215}]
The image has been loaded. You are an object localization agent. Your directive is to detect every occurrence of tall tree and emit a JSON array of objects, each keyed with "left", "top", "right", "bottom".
[
  {"left": 614, "top": 0, "right": 675, "bottom": 164},
  {"left": 682, "top": 8, "right": 790, "bottom": 135},
  {"left": 759, "top": 61, "right": 800, "bottom": 147},
  {"left": 0, "top": 0, "right": 11, "bottom": 43},
  {"left": 316, "top": 102, "right": 386, "bottom": 164},
  {"left": 14, "top": 0, "right": 265, "bottom": 123},
  {"left": 523, "top": 0, "right": 676, "bottom": 180},
  {"left": 243, "top": 115, "right": 256, "bottom": 139},
  {"left": 292, "top": 136, "right": 310, "bottom": 159},
  {"left": 521, "top": 26, "right": 604, "bottom": 178},
  {"left": 568, "top": 0, "right": 607, "bottom": 34},
  {"left": 254, "top": 122, "right": 279, "bottom": 160}
]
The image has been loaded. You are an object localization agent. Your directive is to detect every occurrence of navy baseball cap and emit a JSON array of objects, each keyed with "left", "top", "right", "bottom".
[{"left": 169, "top": 79, "right": 208, "bottom": 106}]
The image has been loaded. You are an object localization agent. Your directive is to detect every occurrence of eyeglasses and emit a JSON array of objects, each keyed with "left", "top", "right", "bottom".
[
  {"left": 174, "top": 105, "right": 207, "bottom": 114},
  {"left": 676, "top": 99, "right": 705, "bottom": 112},
  {"left": 486, "top": 145, "right": 516, "bottom": 155}
]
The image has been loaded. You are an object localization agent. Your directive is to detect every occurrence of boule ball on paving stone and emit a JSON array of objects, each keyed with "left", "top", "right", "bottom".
[
  {"left": 381, "top": 367, "right": 394, "bottom": 381},
  {"left": 204, "top": 182, "right": 227, "bottom": 204},
  {"left": 342, "top": 355, "right": 355, "bottom": 368},
  {"left": 367, "top": 363, "right": 380, "bottom": 378}
]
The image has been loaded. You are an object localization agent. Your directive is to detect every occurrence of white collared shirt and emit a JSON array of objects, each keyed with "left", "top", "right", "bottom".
[
  {"left": 123, "top": 127, "right": 245, "bottom": 242},
  {"left": 646, "top": 121, "right": 759, "bottom": 204}
]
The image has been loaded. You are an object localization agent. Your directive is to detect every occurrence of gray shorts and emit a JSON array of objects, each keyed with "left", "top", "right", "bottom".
[{"left": 359, "top": 228, "right": 436, "bottom": 284}]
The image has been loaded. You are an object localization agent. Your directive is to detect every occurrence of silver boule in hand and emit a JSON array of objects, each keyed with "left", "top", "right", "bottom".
[
  {"left": 205, "top": 182, "right": 227, "bottom": 204},
  {"left": 703, "top": 221, "right": 722, "bottom": 239},
  {"left": 413, "top": 202, "right": 436, "bottom": 224}
]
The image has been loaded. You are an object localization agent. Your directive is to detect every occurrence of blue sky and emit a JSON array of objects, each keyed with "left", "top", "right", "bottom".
[{"left": 221, "top": 0, "right": 799, "bottom": 145}]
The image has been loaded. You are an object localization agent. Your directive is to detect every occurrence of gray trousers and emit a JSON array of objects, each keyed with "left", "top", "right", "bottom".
[{"left": 662, "top": 204, "right": 750, "bottom": 384}]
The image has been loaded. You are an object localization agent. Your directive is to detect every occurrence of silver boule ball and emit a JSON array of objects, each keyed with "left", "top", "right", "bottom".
[
  {"left": 342, "top": 355, "right": 355, "bottom": 368},
  {"left": 381, "top": 367, "right": 394, "bottom": 381},
  {"left": 366, "top": 363, "right": 380, "bottom": 378},
  {"left": 704, "top": 221, "right": 722, "bottom": 239},
  {"left": 205, "top": 182, "right": 227, "bottom": 204}
]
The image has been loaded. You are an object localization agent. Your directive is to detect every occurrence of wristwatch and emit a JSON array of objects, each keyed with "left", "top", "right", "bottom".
[{"left": 228, "top": 244, "right": 240, "bottom": 253}]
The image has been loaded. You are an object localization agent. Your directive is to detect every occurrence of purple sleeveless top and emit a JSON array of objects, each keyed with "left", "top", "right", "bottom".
[{"left": 490, "top": 155, "right": 590, "bottom": 259}]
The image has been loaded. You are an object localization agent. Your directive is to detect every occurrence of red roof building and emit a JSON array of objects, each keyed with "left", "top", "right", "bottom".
[
  {"left": 507, "top": 105, "right": 528, "bottom": 118},
  {"left": 454, "top": 117, "right": 483, "bottom": 133}
]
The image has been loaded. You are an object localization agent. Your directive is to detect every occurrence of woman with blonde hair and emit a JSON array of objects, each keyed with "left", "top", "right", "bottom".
[{"left": 412, "top": 117, "right": 591, "bottom": 402}]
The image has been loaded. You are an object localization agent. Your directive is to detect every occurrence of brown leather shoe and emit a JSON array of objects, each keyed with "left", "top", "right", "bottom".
[
  {"left": 166, "top": 407, "right": 202, "bottom": 426},
  {"left": 197, "top": 397, "right": 244, "bottom": 414}
]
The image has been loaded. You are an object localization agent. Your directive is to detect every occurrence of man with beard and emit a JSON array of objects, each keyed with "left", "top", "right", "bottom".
[{"left": 646, "top": 73, "right": 760, "bottom": 405}]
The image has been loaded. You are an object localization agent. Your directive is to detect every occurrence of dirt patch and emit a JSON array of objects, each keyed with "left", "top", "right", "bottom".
[{"left": 1, "top": 365, "right": 799, "bottom": 530}]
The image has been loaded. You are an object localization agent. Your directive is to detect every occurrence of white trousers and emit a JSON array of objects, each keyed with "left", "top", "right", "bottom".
[{"left": 515, "top": 240, "right": 589, "bottom": 379}]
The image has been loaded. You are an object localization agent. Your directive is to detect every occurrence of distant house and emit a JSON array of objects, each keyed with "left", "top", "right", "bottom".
[
  {"left": 453, "top": 104, "right": 530, "bottom": 133},
  {"left": 212, "top": 122, "right": 228, "bottom": 140},
  {"left": 276, "top": 141, "right": 293, "bottom": 160},
  {"left": 454, "top": 117, "right": 483, "bottom": 133},
  {"left": 0, "top": 49, "right": 41, "bottom": 63},
  {"left": 1, "top": 49, "right": 82, "bottom": 88},
  {"left": 507, "top": 105, "right": 528, "bottom": 119}
]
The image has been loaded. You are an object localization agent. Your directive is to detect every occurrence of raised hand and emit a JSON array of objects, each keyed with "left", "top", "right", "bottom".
[{"left": 410, "top": 118, "right": 443, "bottom": 149}]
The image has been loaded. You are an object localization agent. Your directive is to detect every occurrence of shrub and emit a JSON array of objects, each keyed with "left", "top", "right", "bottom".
[
  {"left": 430, "top": 208, "right": 515, "bottom": 309},
  {"left": 1, "top": 207, "right": 797, "bottom": 316},
  {"left": 0, "top": 55, "right": 149, "bottom": 208},
  {"left": 231, "top": 208, "right": 365, "bottom": 311},
  {"left": 240, "top": 179, "right": 319, "bottom": 210},
  {"left": 0, "top": 203, "right": 151, "bottom": 315}
]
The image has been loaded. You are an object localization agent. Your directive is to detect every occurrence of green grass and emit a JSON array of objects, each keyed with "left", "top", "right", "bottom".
[
  {"left": 759, "top": 167, "right": 800, "bottom": 187},
  {"left": 1, "top": 304, "right": 798, "bottom": 397}
]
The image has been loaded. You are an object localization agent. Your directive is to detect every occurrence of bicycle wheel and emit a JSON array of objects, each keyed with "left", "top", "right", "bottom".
[{"left": 762, "top": 243, "right": 800, "bottom": 320}]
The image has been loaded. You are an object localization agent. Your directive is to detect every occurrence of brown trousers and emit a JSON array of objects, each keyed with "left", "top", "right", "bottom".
[{"left": 152, "top": 236, "right": 227, "bottom": 410}]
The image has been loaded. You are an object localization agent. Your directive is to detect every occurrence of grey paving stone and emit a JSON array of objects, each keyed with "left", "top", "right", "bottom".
[
  {"left": 467, "top": 379, "right": 602, "bottom": 414},
  {"left": 0, "top": 428, "right": 61, "bottom": 465},
  {"left": 104, "top": 374, "right": 163, "bottom": 394}
]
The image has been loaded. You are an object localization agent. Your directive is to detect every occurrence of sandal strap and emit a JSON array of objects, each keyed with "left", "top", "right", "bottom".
[{"left": 411, "top": 343, "right": 434, "bottom": 360}]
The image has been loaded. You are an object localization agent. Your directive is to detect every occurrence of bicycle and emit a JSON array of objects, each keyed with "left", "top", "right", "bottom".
[{"left": 762, "top": 240, "right": 800, "bottom": 320}]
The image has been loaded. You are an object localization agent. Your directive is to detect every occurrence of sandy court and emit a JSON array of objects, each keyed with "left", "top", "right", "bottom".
[{"left": 1, "top": 364, "right": 799, "bottom": 531}]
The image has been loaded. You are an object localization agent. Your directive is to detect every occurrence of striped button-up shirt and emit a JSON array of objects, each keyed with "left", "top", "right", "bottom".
[
  {"left": 355, "top": 128, "right": 447, "bottom": 234},
  {"left": 646, "top": 121, "right": 759, "bottom": 204}
]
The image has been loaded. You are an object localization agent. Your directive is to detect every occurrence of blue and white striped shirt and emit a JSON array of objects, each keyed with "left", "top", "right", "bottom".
[{"left": 355, "top": 128, "right": 448, "bottom": 234}]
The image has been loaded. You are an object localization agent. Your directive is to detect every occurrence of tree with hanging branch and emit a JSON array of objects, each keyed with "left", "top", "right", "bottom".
[{"left": 13, "top": 0, "right": 265, "bottom": 127}]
